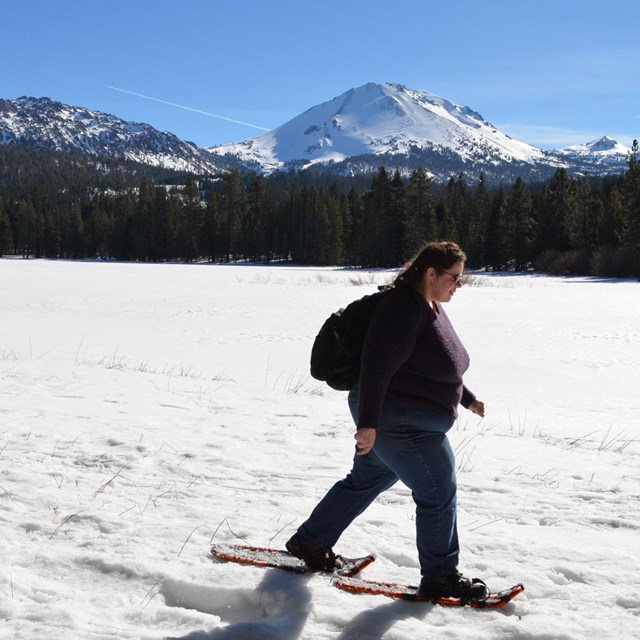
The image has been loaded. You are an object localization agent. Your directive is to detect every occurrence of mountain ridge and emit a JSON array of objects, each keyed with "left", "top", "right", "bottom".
[
  {"left": 0, "top": 96, "right": 225, "bottom": 175},
  {"left": 207, "top": 82, "right": 545, "bottom": 171},
  {"left": 207, "top": 82, "right": 631, "bottom": 181},
  {"left": 0, "top": 87, "right": 632, "bottom": 183}
]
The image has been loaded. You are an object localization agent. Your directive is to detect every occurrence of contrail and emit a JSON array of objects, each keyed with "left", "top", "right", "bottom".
[{"left": 105, "top": 85, "right": 270, "bottom": 131}]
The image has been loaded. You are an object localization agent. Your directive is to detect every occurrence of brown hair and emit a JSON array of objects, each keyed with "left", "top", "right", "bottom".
[{"left": 392, "top": 241, "right": 467, "bottom": 288}]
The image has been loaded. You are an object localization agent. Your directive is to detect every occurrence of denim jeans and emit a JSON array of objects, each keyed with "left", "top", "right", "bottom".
[{"left": 297, "top": 389, "right": 459, "bottom": 579}]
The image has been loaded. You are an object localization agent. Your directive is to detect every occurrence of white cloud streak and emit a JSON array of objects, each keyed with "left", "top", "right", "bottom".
[{"left": 105, "top": 86, "right": 270, "bottom": 132}]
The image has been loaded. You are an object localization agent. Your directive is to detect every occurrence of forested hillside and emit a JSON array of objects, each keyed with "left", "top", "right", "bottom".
[{"left": 1, "top": 142, "right": 639, "bottom": 276}]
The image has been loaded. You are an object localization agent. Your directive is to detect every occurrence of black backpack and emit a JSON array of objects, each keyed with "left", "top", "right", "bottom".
[{"left": 310, "top": 288, "right": 390, "bottom": 391}]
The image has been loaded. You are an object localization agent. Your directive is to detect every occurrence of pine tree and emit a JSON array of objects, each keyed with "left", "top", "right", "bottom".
[
  {"left": 439, "top": 174, "right": 471, "bottom": 244},
  {"left": 151, "top": 187, "right": 176, "bottom": 261},
  {"left": 65, "top": 204, "right": 86, "bottom": 259},
  {"left": 345, "top": 187, "right": 365, "bottom": 265},
  {"left": 42, "top": 208, "right": 62, "bottom": 258},
  {"left": 567, "top": 175, "right": 603, "bottom": 252},
  {"left": 336, "top": 190, "right": 351, "bottom": 266},
  {"left": 325, "top": 191, "right": 344, "bottom": 265},
  {"left": 484, "top": 187, "right": 505, "bottom": 270},
  {"left": 464, "top": 175, "right": 491, "bottom": 268},
  {"left": 176, "top": 176, "right": 203, "bottom": 261},
  {"left": 499, "top": 177, "right": 535, "bottom": 270},
  {"left": 283, "top": 182, "right": 303, "bottom": 263},
  {"left": 298, "top": 187, "right": 331, "bottom": 265},
  {"left": 404, "top": 167, "right": 437, "bottom": 257},
  {"left": 243, "top": 175, "right": 270, "bottom": 262},
  {"left": 261, "top": 180, "right": 280, "bottom": 262},
  {"left": 602, "top": 184, "right": 625, "bottom": 247},
  {"left": 0, "top": 201, "right": 14, "bottom": 256},
  {"left": 86, "top": 196, "right": 114, "bottom": 259},
  {"left": 537, "top": 169, "right": 575, "bottom": 253},
  {"left": 622, "top": 139, "right": 640, "bottom": 249},
  {"left": 437, "top": 177, "right": 462, "bottom": 243},
  {"left": 218, "top": 170, "right": 246, "bottom": 262},
  {"left": 109, "top": 191, "right": 136, "bottom": 261},
  {"left": 361, "top": 167, "right": 391, "bottom": 266},
  {"left": 13, "top": 198, "right": 38, "bottom": 258},
  {"left": 201, "top": 189, "right": 219, "bottom": 262},
  {"left": 386, "top": 170, "right": 406, "bottom": 266},
  {"left": 132, "top": 178, "right": 154, "bottom": 260}
]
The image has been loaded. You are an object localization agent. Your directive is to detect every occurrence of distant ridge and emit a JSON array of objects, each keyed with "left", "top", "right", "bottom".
[
  {"left": 207, "top": 82, "right": 631, "bottom": 181},
  {"left": 0, "top": 96, "right": 225, "bottom": 175},
  {"left": 0, "top": 88, "right": 631, "bottom": 182}
]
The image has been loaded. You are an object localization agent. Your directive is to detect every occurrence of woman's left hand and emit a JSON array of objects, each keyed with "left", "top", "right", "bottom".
[{"left": 469, "top": 400, "right": 485, "bottom": 417}]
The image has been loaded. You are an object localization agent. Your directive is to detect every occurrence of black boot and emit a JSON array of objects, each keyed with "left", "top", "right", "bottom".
[
  {"left": 286, "top": 533, "right": 336, "bottom": 571},
  {"left": 419, "top": 571, "right": 488, "bottom": 602}
]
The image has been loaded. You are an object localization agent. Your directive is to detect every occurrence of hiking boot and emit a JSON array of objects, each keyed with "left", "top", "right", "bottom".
[
  {"left": 285, "top": 533, "right": 336, "bottom": 571},
  {"left": 419, "top": 571, "right": 488, "bottom": 602}
]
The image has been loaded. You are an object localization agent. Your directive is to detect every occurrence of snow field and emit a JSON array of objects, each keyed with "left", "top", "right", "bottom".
[{"left": 0, "top": 260, "right": 638, "bottom": 639}]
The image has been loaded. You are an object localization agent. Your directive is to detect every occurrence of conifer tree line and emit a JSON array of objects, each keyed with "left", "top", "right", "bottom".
[{"left": 1, "top": 141, "right": 639, "bottom": 276}]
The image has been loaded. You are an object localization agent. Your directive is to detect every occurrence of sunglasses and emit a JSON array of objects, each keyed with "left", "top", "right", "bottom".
[{"left": 440, "top": 270, "right": 464, "bottom": 284}]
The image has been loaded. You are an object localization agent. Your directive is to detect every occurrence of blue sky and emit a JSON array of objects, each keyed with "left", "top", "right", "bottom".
[{"left": 3, "top": 0, "right": 639, "bottom": 150}]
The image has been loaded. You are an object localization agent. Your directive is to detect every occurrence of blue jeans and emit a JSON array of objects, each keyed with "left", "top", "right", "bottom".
[{"left": 297, "top": 389, "right": 459, "bottom": 579}]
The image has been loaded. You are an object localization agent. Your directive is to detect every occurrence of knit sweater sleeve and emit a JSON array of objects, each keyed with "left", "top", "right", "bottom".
[
  {"left": 356, "top": 289, "right": 425, "bottom": 430},
  {"left": 461, "top": 384, "right": 476, "bottom": 408}
]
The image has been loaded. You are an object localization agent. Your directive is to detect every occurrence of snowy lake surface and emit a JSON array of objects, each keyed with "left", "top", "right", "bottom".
[{"left": 1, "top": 259, "right": 638, "bottom": 639}]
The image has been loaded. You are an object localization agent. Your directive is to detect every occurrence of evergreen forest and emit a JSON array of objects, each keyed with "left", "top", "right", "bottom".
[{"left": 1, "top": 142, "right": 639, "bottom": 277}]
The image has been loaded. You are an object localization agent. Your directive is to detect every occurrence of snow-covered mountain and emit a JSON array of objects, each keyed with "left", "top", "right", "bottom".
[
  {"left": 550, "top": 135, "right": 632, "bottom": 173},
  {"left": 553, "top": 136, "right": 631, "bottom": 168},
  {"left": 208, "top": 82, "right": 632, "bottom": 181},
  {"left": 0, "top": 97, "right": 224, "bottom": 175},
  {"left": 209, "top": 82, "right": 543, "bottom": 165},
  {"left": 0, "top": 89, "right": 631, "bottom": 183},
  {"left": 554, "top": 135, "right": 630, "bottom": 157},
  {"left": 207, "top": 82, "right": 551, "bottom": 179}
]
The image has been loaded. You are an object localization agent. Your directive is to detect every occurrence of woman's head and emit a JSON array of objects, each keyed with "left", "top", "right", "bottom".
[{"left": 393, "top": 241, "right": 467, "bottom": 289}]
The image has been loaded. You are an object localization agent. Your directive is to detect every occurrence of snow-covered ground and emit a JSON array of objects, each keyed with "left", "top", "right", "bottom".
[{"left": 1, "top": 260, "right": 638, "bottom": 640}]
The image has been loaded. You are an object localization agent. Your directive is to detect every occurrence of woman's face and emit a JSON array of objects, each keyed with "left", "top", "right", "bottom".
[{"left": 428, "top": 260, "right": 464, "bottom": 303}]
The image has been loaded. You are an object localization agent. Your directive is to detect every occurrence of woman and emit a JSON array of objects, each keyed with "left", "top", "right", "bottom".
[{"left": 286, "top": 241, "right": 488, "bottom": 601}]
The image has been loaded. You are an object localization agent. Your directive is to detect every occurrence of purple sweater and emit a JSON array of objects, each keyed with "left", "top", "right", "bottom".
[{"left": 357, "top": 286, "right": 476, "bottom": 429}]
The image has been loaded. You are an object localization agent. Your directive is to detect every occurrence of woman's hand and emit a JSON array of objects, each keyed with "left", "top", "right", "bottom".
[
  {"left": 469, "top": 400, "right": 485, "bottom": 418},
  {"left": 355, "top": 428, "right": 376, "bottom": 456}
]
